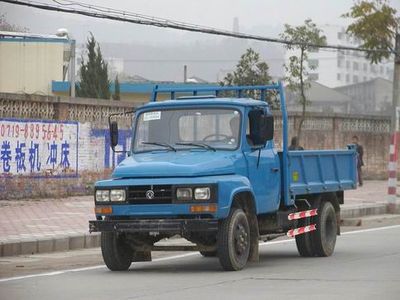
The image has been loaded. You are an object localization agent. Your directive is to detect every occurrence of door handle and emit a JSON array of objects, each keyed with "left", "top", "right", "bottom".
[{"left": 271, "top": 168, "right": 279, "bottom": 173}]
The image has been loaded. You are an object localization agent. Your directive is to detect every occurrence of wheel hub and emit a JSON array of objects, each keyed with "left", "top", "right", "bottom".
[{"left": 234, "top": 224, "right": 249, "bottom": 255}]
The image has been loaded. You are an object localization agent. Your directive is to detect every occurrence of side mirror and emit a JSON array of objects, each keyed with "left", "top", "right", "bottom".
[
  {"left": 249, "top": 110, "right": 274, "bottom": 146},
  {"left": 110, "top": 121, "right": 119, "bottom": 149},
  {"left": 263, "top": 115, "right": 274, "bottom": 141}
]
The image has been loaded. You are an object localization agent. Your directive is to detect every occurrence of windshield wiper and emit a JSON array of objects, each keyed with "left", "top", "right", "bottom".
[
  {"left": 175, "top": 142, "right": 216, "bottom": 152},
  {"left": 141, "top": 142, "right": 177, "bottom": 152}
]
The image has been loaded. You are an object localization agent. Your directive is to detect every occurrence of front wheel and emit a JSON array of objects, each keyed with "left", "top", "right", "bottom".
[
  {"left": 101, "top": 232, "right": 133, "bottom": 271},
  {"left": 217, "top": 208, "right": 251, "bottom": 271}
]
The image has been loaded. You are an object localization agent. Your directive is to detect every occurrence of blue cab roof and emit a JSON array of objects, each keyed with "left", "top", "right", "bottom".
[{"left": 138, "top": 97, "right": 269, "bottom": 110}]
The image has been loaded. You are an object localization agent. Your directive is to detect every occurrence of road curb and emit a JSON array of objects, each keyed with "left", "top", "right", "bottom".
[
  {"left": 341, "top": 203, "right": 389, "bottom": 218},
  {"left": 1, "top": 203, "right": 399, "bottom": 257},
  {"left": 341, "top": 214, "right": 400, "bottom": 227},
  {"left": 0, "top": 233, "right": 100, "bottom": 257}
]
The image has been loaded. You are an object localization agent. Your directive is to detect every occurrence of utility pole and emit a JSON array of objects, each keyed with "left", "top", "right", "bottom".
[
  {"left": 388, "top": 33, "right": 400, "bottom": 213},
  {"left": 69, "top": 39, "right": 76, "bottom": 98},
  {"left": 391, "top": 34, "right": 400, "bottom": 131},
  {"left": 184, "top": 65, "right": 187, "bottom": 83}
]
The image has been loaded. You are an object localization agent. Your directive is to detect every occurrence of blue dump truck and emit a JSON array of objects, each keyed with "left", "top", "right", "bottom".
[{"left": 89, "top": 83, "right": 357, "bottom": 271}]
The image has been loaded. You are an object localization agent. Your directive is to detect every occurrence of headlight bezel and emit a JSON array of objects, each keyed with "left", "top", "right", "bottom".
[
  {"left": 95, "top": 188, "right": 127, "bottom": 203},
  {"left": 110, "top": 189, "right": 126, "bottom": 202},
  {"left": 176, "top": 187, "right": 193, "bottom": 201},
  {"left": 174, "top": 185, "right": 216, "bottom": 203},
  {"left": 95, "top": 189, "right": 110, "bottom": 202},
  {"left": 194, "top": 187, "right": 211, "bottom": 200}
]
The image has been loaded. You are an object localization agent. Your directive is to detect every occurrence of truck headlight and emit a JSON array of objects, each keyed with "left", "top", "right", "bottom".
[
  {"left": 176, "top": 188, "right": 192, "bottom": 201},
  {"left": 96, "top": 190, "right": 110, "bottom": 202},
  {"left": 110, "top": 189, "right": 126, "bottom": 202},
  {"left": 194, "top": 187, "right": 210, "bottom": 200}
]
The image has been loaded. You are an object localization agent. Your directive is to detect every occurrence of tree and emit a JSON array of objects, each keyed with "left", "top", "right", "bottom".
[
  {"left": 222, "top": 48, "right": 271, "bottom": 87},
  {"left": 343, "top": 0, "right": 398, "bottom": 63},
  {"left": 280, "top": 19, "right": 327, "bottom": 142},
  {"left": 77, "top": 33, "right": 110, "bottom": 99},
  {"left": 112, "top": 75, "right": 121, "bottom": 100},
  {"left": 343, "top": 1, "right": 399, "bottom": 213},
  {"left": 0, "top": 13, "right": 28, "bottom": 32},
  {"left": 221, "top": 48, "right": 275, "bottom": 106}
]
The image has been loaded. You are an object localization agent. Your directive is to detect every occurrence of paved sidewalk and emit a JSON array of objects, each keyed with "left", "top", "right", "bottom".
[
  {"left": 0, "top": 196, "right": 97, "bottom": 257},
  {"left": 340, "top": 180, "right": 391, "bottom": 217},
  {"left": 0, "top": 180, "right": 398, "bottom": 257}
]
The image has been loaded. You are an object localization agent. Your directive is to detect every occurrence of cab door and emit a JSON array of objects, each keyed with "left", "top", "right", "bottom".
[{"left": 243, "top": 108, "right": 280, "bottom": 214}]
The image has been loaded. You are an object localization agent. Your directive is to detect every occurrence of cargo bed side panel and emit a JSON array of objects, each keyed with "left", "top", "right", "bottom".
[{"left": 288, "top": 149, "right": 357, "bottom": 197}]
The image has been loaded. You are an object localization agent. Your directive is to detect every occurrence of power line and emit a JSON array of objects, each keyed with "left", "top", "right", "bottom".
[
  {"left": 1, "top": 0, "right": 395, "bottom": 56},
  {"left": 107, "top": 57, "right": 393, "bottom": 63}
]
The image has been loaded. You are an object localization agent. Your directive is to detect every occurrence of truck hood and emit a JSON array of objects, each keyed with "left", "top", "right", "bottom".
[{"left": 112, "top": 151, "right": 238, "bottom": 178}]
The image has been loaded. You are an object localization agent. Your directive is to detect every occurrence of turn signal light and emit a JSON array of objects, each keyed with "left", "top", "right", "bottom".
[
  {"left": 190, "top": 204, "right": 217, "bottom": 213},
  {"left": 95, "top": 206, "right": 113, "bottom": 214}
]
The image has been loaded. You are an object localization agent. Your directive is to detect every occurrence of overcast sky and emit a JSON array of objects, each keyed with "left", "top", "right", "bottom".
[
  {"left": 2, "top": 0, "right": 399, "bottom": 81},
  {"left": 2, "top": 0, "right": 400, "bottom": 45}
]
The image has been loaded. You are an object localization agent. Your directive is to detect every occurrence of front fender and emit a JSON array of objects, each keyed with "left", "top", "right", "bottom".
[{"left": 217, "top": 175, "right": 256, "bottom": 219}]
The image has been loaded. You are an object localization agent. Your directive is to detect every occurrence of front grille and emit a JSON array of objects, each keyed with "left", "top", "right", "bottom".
[{"left": 127, "top": 185, "right": 173, "bottom": 205}]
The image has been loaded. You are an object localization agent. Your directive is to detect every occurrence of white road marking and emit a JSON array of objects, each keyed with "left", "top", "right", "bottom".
[
  {"left": 341, "top": 224, "right": 400, "bottom": 235},
  {"left": 1, "top": 224, "right": 400, "bottom": 283}
]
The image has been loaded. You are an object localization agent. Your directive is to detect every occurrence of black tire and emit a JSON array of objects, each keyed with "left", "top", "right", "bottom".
[
  {"left": 295, "top": 216, "right": 315, "bottom": 257},
  {"left": 199, "top": 250, "right": 217, "bottom": 257},
  {"left": 101, "top": 232, "right": 133, "bottom": 271},
  {"left": 313, "top": 201, "right": 337, "bottom": 257},
  {"left": 217, "top": 208, "right": 251, "bottom": 271}
]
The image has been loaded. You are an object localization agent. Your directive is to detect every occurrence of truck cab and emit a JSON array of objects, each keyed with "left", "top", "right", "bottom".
[{"left": 90, "top": 84, "right": 357, "bottom": 271}]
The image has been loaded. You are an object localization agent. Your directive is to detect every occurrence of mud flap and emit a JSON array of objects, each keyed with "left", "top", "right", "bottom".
[
  {"left": 336, "top": 211, "right": 341, "bottom": 236},
  {"left": 248, "top": 213, "right": 259, "bottom": 262}
]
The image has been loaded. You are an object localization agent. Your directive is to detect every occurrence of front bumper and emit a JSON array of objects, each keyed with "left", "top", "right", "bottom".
[{"left": 89, "top": 219, "right": 219, "bottom": 235}]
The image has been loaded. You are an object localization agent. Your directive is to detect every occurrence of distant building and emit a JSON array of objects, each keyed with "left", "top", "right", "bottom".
[
  {"left": 0, "top": 31, "right": 69, "bottom": 95},
  {"left": 286, "top": 81, "right": 351, "bottom": 114},
  {"left": 118, "top": 73, "right": 150, "bottom": 83},
  {"left": 52, "top": 81, "right": 218, "bottom": 103},
  {"left": 285, "top": 24, "right": 393, "bottom": 88},
  {"left": 335, "top": 77, "right": 392, "bottom": 116}
]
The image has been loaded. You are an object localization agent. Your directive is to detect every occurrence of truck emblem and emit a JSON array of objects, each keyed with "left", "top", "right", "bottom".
[{"left": 145, "top": 190, "right": 155, "bottom": 199}]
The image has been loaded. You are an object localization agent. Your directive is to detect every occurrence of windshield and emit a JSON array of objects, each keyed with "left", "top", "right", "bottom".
[{"left": 134, "top": 108, "right": 241, "bottom": 152}]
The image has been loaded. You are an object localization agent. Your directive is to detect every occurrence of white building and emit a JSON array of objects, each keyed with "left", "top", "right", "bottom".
[
  {"left": 285, "top": 24, "right": 393, "bottom": 88},
  {"left": 0, "top": 31, "right": 69, "bottom": 95}
]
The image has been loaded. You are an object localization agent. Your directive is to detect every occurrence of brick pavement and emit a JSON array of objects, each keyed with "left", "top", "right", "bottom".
[
  {"left": 0, "top": 196, "right": 93, "bottom": 242},
  {"left": 0, "top": 195, "right": 97, "bottom": 256},
  {"left": 0, "top": 180, "right": 397, "bottom": 256}
]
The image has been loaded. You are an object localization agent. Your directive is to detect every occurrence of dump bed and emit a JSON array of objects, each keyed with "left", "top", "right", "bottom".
[{"left": 286, "top": 146, "right": 357, "bottom": 197}]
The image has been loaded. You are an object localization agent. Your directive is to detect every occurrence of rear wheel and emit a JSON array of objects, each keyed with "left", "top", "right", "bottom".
[
  {"left": 313, "top": 201, "right": 337, "bottom": 257},
  {"left": 295, "top": 216, "right": 315, "bottom": 257},
  {"left": 101, "top": 232, "right": 133, "bottom": 271},
  {"left": 217, "top": 208, "right": 251, "bottom": 271},
  {"left": 295, "top": 200, "right": 337, "bottom": 257}
]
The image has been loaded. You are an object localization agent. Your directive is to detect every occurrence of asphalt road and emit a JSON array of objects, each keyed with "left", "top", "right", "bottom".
[{"left": 1, "top": 224, "right": 400, "bottom": 300}]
